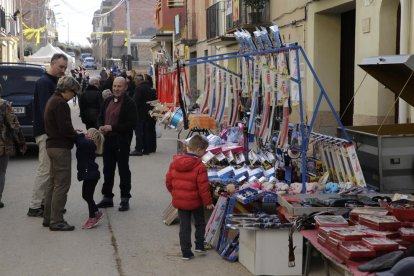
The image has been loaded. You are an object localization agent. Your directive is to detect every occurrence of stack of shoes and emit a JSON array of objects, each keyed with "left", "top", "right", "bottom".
[
  {"left": 49, "top": 221, "right": 75, "bottom": 231},
  {"left": 82, "top": 211, "right": 104, "bottom": 229}
]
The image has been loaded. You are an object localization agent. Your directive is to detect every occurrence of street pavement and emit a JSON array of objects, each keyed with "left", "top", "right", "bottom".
[{"left": 0, "top": 104, "right": 252, "bottom": 276}]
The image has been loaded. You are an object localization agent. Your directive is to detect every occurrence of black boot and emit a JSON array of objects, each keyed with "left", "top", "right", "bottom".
[
  {"left": 118, "top": 198, "right": 129, "bottom": 211},
  {"left": 96, "top": 197, "right": 114, "bottom": 208}
]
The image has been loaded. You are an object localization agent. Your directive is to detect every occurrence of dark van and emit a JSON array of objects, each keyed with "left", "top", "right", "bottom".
[{"left": 0, "top": 63, "right": 45, "bottom": 142}]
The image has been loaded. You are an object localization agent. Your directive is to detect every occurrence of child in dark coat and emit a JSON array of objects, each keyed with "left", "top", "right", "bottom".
[
  {"left": 166, "top": 135, "right": 214, "bottom": 260},
  {"left": 76, "top": 128, "right": 105, "bottom": 229}
]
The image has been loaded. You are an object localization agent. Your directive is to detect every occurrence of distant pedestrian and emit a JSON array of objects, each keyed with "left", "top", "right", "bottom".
[
  {"left": 144, "top": 74, "right": 157, "bottom": 154},
  {"left": 75, "top": 128, "right": 104, "bottom": 229},
  {"left": 130, "top": 74, "right": 147, "bottom": 156},
  {"left": 166, "top": 135, "right": 214, "bottom": 260},
  {"left": 79, "top": 77, "right": 102, "bottom": 129},
  {"left": 43, "top": 76, "right": 80, "bottom": 231},
  {"left": 100, "top": 67, "right": 108, "bottom": 87},
  {"left": 0, "top": 84, "right": 27, "bottom": 208},
  {"left": 97, "top": 77, "right": 137, "bottom": 211},
  {"left": 28, "top": 53, "right": 68, "bottom": 218},
  {"left": 101, "top": 71, "right": 114, "bottom": 92}
]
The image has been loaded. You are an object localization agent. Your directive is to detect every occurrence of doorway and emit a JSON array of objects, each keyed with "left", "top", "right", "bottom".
[{"left": 339, "top": 9, "right": 355, "bottom": 126}]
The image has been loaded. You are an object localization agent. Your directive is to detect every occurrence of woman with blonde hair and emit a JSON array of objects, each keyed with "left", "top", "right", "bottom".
[{"left": 75, "top": 128, "right": 105, "bottom": 229}]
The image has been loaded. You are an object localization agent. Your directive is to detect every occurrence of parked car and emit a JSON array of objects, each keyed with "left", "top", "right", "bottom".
[
  {"left": 66, "top": 51, "right": 76, "bottom": 58},
  {"left": 80, "top": 53, "right": 92, "bottom": 62},
  {"left": 83, "top": 57, "right": 97, "bottom": 70},
  {"left": 0, "top": 63, "right": 45, "bottom": 142}
]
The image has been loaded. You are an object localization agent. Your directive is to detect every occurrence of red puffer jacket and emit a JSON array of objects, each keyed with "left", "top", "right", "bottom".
[{"left": 166, "top": 154, "right": 212, "bottom": 210}]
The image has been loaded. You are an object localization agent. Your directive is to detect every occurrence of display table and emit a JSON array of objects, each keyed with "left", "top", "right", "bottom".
[{"left": 301, "top": 230, "right": 374, "bottom": 276}]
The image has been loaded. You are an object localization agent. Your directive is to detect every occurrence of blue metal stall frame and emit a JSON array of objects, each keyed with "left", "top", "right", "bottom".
[{"left": 183, "top": 44, "right": 351, "bottom": 193}]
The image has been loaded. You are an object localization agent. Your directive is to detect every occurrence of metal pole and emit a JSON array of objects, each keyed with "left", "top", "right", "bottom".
[
  {"left": 126, "top": 0, "right": 131, "bottom": 56},
  {"left": 67, "top": 22, "right": 69, "bottom": 44},
  {"left": 19, "top": 0, "right": 24, "bottom": 61}
]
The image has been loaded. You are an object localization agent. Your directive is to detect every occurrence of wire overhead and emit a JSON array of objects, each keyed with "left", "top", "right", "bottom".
[{"left": 93, "top": 0, "right": 126, "bottom": 17}]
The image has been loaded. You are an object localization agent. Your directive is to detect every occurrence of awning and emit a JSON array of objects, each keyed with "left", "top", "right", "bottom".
[{"left": 359, "top": 55, "right": 414, "bottom": 106}]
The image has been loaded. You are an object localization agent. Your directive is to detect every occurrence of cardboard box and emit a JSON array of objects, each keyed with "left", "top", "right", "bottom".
[{"left": 239, "top": 229, "right": 303, "bottom": 276}]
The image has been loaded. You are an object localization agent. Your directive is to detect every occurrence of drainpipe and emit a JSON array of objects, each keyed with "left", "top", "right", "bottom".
[{"left": 399, "top": 0, "right": 410, "bottom": 123}]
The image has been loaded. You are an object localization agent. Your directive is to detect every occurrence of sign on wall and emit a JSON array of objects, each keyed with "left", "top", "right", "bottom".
[
  {"left": 233, "top": 0, "right": 240, "bottom": 22},
  {"left": 226, "top": 0, "right": 232, "bottom": 16}
]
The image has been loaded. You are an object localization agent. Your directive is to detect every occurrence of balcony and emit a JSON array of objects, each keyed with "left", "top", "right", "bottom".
[
  {"left": 226, "top": 0, "right": 271, "bottom": 33},
  {"left": 175, "top": 12, "right": 197, "bottom": 46},
  {"left": 206, "top": 2, "right": 235, "bottom": 46}
]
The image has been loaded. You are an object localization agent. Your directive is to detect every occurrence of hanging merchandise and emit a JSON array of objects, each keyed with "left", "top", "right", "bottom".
[
  {"left": 247, "top": 57, "right": 262, "bottom": 135},
  {"left": 214, "top": 70, "right": 222, "bottom": 121},
  {"left": 209, "top": 67, "right": 217, "bottom": 117},
  {"left": 217, "top": 71, "right": 228, "bottom": 123},
  {"left": 201, "top": 64, "right": 211, "bottom": 113},
  {"left": 258, "top": 62, "right": 271, "bottom": 139},
  {"left": 228, "top": 75, "right": 241, "bottom": 127},
  {"left": 289, "top": 48, "right": 300, "bottom": 106},
  {"left": 176, "top": 61, "right": 188, "bottom": 130}
]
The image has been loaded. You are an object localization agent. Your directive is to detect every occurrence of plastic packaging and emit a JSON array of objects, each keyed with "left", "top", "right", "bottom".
[
  {"left": 361, "top": 238, "right": 399, "bottom": 251},
  {"left": 359, "top": 215, "right": 401, "bottom": 231}
]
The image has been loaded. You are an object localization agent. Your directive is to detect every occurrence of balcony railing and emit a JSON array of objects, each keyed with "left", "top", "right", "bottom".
[{"left": 226, "top": 0, "right": 271, "bottom": 32}]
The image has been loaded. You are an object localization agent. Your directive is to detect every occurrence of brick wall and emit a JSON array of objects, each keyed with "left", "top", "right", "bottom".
[{"left": 112, "top": 0, "right": 155, "bottom": 47}]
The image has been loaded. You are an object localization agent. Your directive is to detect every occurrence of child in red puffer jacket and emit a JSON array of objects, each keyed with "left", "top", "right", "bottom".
[{"left": 166, "top": 134, "right": 214, "bottom": 260}]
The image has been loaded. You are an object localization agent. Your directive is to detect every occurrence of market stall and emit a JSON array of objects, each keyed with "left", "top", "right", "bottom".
[{"left": 155, "top": 24, "right": 414, "bottom": 276}]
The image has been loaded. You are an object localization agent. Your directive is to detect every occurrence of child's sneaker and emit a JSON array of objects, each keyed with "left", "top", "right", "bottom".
[
  {"left": 95, "top": 210, "right": 104, "bottom": 223},
  {"left": 82, "top": 218, "right": 97, "bottom": 229},
  {"left": 181, "top": 252, "right": 194, "bottom": 260}
]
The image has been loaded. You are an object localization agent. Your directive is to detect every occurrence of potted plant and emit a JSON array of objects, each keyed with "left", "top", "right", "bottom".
[{"left": 244, "top": 0, "right": 265, "bottom": 23}]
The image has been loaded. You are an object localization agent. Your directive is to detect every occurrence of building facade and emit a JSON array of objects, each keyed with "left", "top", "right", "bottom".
[
  {"left": 0, "top": 0, "right": 19, "bottom": 62},
  {"left": 18, "top": 0, "right": 57, "bottom": 55},
  {"left": 152, "top": 0, "right": 414, "bottom": 130},
  {"left": 91, "top": 0, "right": 156, "bottom": 70}
]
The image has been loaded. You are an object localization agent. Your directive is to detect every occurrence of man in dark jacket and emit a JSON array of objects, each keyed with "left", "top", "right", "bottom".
[
  {"left": 131, "top": 74, "right": 157, "bottom": 156},
  {"left": 143, "top": 74, "right": 157, "bottom": 154},
  {"left": 28, "top": 53, "right": 68, "bottom": 217},
  {"left": 79, "top": 77, "right": 102, "bottom": 129},
  {"left": 97, "top": 77, "right": 137, "bottom": 211},
  {"left": 130, "top": 74, "right": 147, "bottom": 156}
]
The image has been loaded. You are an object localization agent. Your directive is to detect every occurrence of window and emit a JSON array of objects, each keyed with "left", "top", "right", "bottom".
[{"left": 168, "top": 0, "right": 184, "bottom": 8}]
